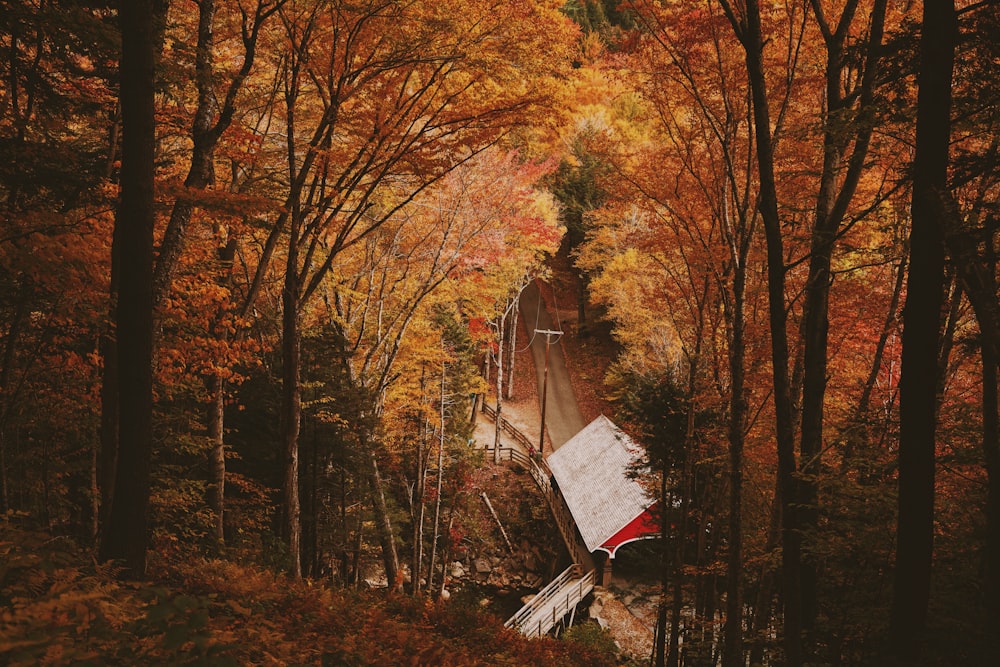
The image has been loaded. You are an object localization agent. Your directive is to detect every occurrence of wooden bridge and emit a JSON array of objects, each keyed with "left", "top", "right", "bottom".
[
  {"left": 503, "top": 564, "right": 596, "bottom": 638},
  {"left": 481, "top": 403, "right": 598, "bottom": 637}
]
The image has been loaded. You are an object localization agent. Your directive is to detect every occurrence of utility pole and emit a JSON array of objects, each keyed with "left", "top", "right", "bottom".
[{"left": 535, "top": 328, "right": 562, "bottom": 455}]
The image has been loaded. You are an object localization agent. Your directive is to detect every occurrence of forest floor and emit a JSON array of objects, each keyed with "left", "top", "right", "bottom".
[{"left": 0, "top": 526, "right": 617, "bottom": 666}]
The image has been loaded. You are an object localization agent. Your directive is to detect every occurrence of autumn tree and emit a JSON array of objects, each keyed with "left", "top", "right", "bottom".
[
  {"left": 467, "top": 156, "right": 561, "bottom": 461},
  {"left": 304, "top": 149, "right": 560, "bottom": 586},
  {"left": 149, "top": 0, "right": 283, "bottom": 310},
  {"left": 578, "top": 1, "right": 912, "bottom": 662},
  {"left": 599, "top": 4, "right": 766, "bottom": 662},
  {"left": 708, "top": 0, "right": 905, "bottom": 660},
  {"left": 158, "top": 0, "right": 283, "bottom": 548},
  {"left": 0, "top": 1, "right": 118, "bottom": 541},
  {"left": 944, "top": 3, "right": 1000, "bottom": 644},
  {"left": 262, "top": 0, "right": 574, "bottom": 578},
  {"left": 384, "top": 304, "right": 480, "bottom": 597},
  {"left": 550, "top": 129, "right": 609, "bottom": 329}
]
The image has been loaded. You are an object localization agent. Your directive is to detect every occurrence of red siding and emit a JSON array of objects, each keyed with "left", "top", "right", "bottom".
[{"left": 599, "top": 500, "right": 660, "bottom": 557}]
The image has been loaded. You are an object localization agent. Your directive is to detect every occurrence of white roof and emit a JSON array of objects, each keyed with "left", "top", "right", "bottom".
[{"left": 546, "top": 415, "right": 652, "bottom": 553}]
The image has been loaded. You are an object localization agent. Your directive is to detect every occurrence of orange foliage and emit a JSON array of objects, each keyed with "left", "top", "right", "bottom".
[{"left": 1, "top": 527, "right": 614, "bottom": 666}]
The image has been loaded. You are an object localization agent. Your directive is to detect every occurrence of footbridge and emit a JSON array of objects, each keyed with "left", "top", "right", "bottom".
[
  {"left": 482, "top": 403, "right": 597, "bottom": 637},
  {"left": 503, "top": 564, "right": 596, "bottom": 638}
]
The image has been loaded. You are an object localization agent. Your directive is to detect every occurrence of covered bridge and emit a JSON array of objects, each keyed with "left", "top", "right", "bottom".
[{"left": 546, "top": 415, "right": 660, "bottom": 584}]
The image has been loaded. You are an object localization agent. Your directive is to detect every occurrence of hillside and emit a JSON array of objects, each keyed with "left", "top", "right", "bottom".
[{"left": 1, "top": 526, "right": 617, "bottom": 666}]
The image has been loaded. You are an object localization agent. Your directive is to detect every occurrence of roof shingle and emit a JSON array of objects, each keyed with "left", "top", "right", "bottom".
[{"left": 546, "top": 415, "right": 652, "bottom": 553}]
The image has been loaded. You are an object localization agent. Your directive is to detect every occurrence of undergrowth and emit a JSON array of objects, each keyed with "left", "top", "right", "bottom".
[{"left": 1, "top": 526, "right": 616, "bottom": 666}]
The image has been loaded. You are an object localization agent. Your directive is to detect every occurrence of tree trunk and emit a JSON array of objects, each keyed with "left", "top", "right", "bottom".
[
  {"left": 739, "top": 0, "right": 803, "bottom": 660},
  {"left": 150, "top": 0, "right": 218, "bottom": 308},
  {"left": 366, "top": 442, "right": 401, "bottom": 591},
  {"left": 97, "top": 329, "right": 118, "bottom": 532},
  {"left": 654, "top": 473, "right": 670, "bottom": 667},
  {"left": 411, "top": 365, "right": 429, "bottom": 595},
  {"left": 89, "top": 441, "right": 99, "bottom": 544},
  {"left": 798, "top": 3, "right": 888, "bottom": 638},
  {"left": 427, "top": 364, "right": 446, "bottom": 594},
  {"left": 667, "top": 541, "right": 684, "bottom": 667},
  {"left": 338, "top": 465, "right": 351, "bottom": 586},
  {"left": 0, "top": 280, "right": 30, "bottom": 514},
  {"left": 440, "top": 511, "right": 455, "bottom": 598},
  {"left": 667, "top": 486, "right": 686, "bottom": 667},
  {"left": 845, "top": 252, "right": 907, "bottom": 473},
  {"left": 99, "top": 0, "right": 155, "bottom": 578},
  {"left": 981, "top": 328, "right": 1000, "bottom": 647},
  {"left": 301, "top": 415, "right": 320, "bottom": 578},
  {"left": 941, "top": 144, "right": 1000, "bottom": 641},
  {"left": 205, "top": 238, "right": 237, "bottom": 549},
  {"left": 797, "top": 129, "right": 839, "bottom": 646},
  {"left": 281, "top": 242, "right": 302, "bottom": 578},
  {"left": 207, "top": 373, "right": 226, "bottom": 547},
  {"left": 945, "top": 211, "right": 1000, "bottom": 643},
  {"left": 749, "top": 477, "right": 782, "bottom": 665},
  {"left": 493, "top": 306, "right": 507, "bottom": 463},
  {"left": 693, "top": 479, "right": 717, "bottom": 667},
  {"left": 150, "top": 0, "right": 269, "bottom": 309},
  {"left": 505, "top": 292, "right": 519, "bottom": 400},
  {"left": 411, "top": 373, "right": 428, "bottom": 596},
  {"left": 352, "top": 518, "right": 363, "bottom": 588},
  {"left": 670, "top": 422, "right": 698, "bottom": 667},
  {"left": 723, "top": 260, "right": 747, "bottom": 667},
  {"left": 99, "top": 180, "right": 121, "bottom": 539},
  {"left": 889, "top": 0, "right": 955, "bottom": 656}
]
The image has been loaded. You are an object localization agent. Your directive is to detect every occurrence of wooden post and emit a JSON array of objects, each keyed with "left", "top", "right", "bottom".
[{"left": 534, "top": 328, "right": 562, "bottom": 454}]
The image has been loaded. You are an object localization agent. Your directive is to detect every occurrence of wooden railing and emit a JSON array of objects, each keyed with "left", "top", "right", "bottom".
[
  {"left": 480, "top": 403, "right": 589, "bottom": 567},
  {"left": 504, "top": 565, "right": 597, "bottom": 638},
  {"left": 482, "top": 402, "right": 535, "bottom": 451},
  {"left": 548, "top": 487, "right": 589, "bottom": 567}
]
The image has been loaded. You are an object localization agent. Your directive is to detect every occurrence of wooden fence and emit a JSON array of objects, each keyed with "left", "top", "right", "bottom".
[
  {"left": 482, "top": 402, "right": 535, "bottom": 451},
  {"left": 480, "top": 404, "right": 589, "bottom": 567}
]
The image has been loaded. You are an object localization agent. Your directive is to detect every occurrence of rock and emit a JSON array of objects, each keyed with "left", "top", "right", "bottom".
[
  {"left": 440, "top": 588, "right": 451, "bottom": 600},
  {"left": 523, "top": 551, "right": 537, "bottom": 572},
  {"left": 361, "top": 563, "right": 388, "bottom": 589},
  {"left": 474, "top": 557, "right": 492, "bottom": 574},
  {"left": 521, "top": 594, "right": 536, "bottom": 605},
  {"left": 449, "top": 562, "right": 466, "bottom": 578}
]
